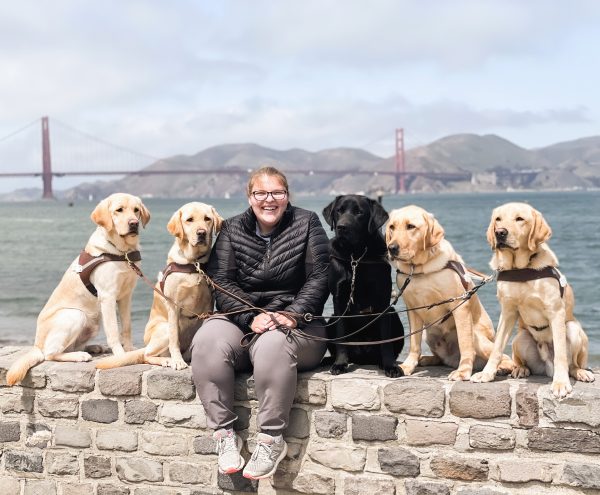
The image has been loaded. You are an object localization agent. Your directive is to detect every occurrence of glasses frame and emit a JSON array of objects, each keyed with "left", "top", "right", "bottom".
[{"left": 251, "top": 190, "right": 288, "bottom": 201}]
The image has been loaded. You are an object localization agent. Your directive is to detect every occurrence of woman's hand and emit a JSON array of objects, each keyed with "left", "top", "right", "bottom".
[{"left": 250, "top": 312, "right": 297, "bottom": 333}]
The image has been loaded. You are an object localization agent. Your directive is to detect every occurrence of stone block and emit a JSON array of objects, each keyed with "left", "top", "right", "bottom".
[
  {"left": 542, "top": 384, "right": 600, "bottom": 426},
  {"left": 98, "top": 365, "right": 149, "bottom": 396},
  {"left": 193, "top": 434, "right": 216, "bottom": 455},
  {"left": 169, "top": 461, "right": 212, "bottom": 484},
  {"left": 141, "top": 431, "right": 189, "bottom": 456},
  {"left": 146, "top": 368, "right": 195, "bottom": 400},
  {"left": 25, "top": 423, "right": 51, "bottom": 448},
  {"left": 233, "top": 405, "right": 251, "bottom": 430},
  {"left": 54, "top": 425, "right": 91, "bottom": 448},
  {"left": 331, "top": 379, "right": 381, "bottom": 410},
  {"left": 430, "top": 454, "right": 489, "bottom": 481},
  {"left": 405, "top": 420, "right": 458, "bottom": 446},
  {"left": 0, "top": 478, "right": 21, "bottom": 495},
  {"left": 469, "top": 425, "right": 515, "bottom": 450},
  {"left": 159, "top": 402, "right": 206, "bottom": 428},
  {"left": 455, "top": 487, "right": 509, "bottom": 495},
  {"left": 233, "top": 373, "right": 256, "bottom": 400},
  {"left": 285, "top": 407, "right": 310, "bottom": 438},
  {"left": 0, "top": 393, "right": 34, "bottom": 413},
  {"left": 0, "top": 353, "right": 47, "bottom": 388},
  {"left": 560, "top": 462, "right": 600, "bottom": 490},
  {"left": 58, "top": 483, "right": 93, "bottom": 495},
  {"left": 37, "top": 396, "right": 79, "bottom": 418},
  {"left": 309, "top": 443, "right": 366, "bottom": 471},
  {"left": 344, "top": 476, "right": 395, "bottom": 495},
  {"left": 0, "top": 420, "right": 21, "bottom": 442},
  {"left": 315, "top": 410, "right": 347, "bottom": 438},
  {"left": 352, "top": 414, "right": 397, "bottom": 441},
  {"left": 132, "top": 488, "right": 185, "bottom": 495},
  {"left": 217, "top": 471, "right": 258, "bottom": 492},
  {"left": 295, "top": 377, "right": 327, "bottom": 404},
  {"left": 96, "top": 429, "right": 138, "bottom": 451},
  {"left": 23, "top": 480, "right": 56, "bottom": 495},
  {"left": 291, "top": 465, "right": 335, "bottom": 494},
  {"left": 5, "top": 450, "right": 44, "bottom": 473},
  {"left": 378, "top": 447, "right": 420, "bottom": 477},
  {"left": 47, "top": 362, "right": 96, "bottom": 392},
  {"left": 383, "top": 379, "right": 445, "bottom": 417},
  {"left": 124, "top": 399, "right": 158, "bottom": 424},
  {"left": 46, "top": 451, "right": 79, "bottom": 475},
  {"left": 97, "top": 484, "right": 130, "bottom": 495},
  {"left": 528, "top": 427, "right": 600, "bottom": 453},
  {"left": 449, "top": 382, "right": 510, "bottom": 419},
  {"left": 84, "top": 454, "right": 112, "bottom": 478},
  {"left": 81, "top": 399, "right": 119, "bottom": 423},
  {"left": 493, "top": 459, "right": 554, "bottom": 483},
  {"left": 116, "top": 456, "right": 164, "bottom": 482},
  {"left": 405, "top": 479, "right": 450, "bottom": 495},
  {"left": 516, "top": 383, "right": 539, "bottom": 427}
]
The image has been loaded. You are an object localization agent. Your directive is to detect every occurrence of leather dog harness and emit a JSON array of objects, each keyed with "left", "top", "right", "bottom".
[
  {"left": 496, "top": 266, "right": 566, "bottom": 298},
  {"left": 396, "top": 260, "right": 472, "bottom": 291},
  {"left": 75, "top": 250, "right": 142, "bottom": 297},
  {"left": 158, "top": 261, "right": 207, "bottom": 294}
]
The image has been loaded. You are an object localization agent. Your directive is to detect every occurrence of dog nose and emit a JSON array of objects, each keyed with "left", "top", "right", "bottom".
[
  {"left": 495, "top": 228, "right": 508, "bottom": 240},
  {"left": 196, "top": 228, "right": 207, "bottom": 236},
  {"left": 388, "top": 243, "right": 399, "bottom": 256},
  {"left": 129, "top": 219, "right": 139, "bottom": 228}
]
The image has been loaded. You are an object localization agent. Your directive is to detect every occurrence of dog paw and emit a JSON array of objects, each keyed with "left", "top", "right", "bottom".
[
  {"left": 552, "top": 379, "right": 573, "bottom": 398},
  {"left": 497, "top": 357, "right": 516, "bottom": 375},
  {"left": 470, "top": 371, "right": 494, "bottom": 383},
  {"left": 511, "top": 366, "right": 531, "bottom": 379},
  {"left": 71, "top": 352, "right": 92, "bottom": 362},
  {"left": 574, "top": 368, "right": 595, "bottom": 382},
  {"left": 330, "top": 363, "right": 349, "bottom": 375},
  {"left": 383, "top": 365, "right": 404, "bottom": 378},
  {"left": 168, "top": 358, "right": 188, "bottom": 371},
  {"left": 123, "top": 344, "right": 135, "bottom": 352},
  {"left": 448, "top": 369, "right": 472, "bottom": 381},
  {"left": 399, "top": 363, "right": 416, "bottom": 376}
]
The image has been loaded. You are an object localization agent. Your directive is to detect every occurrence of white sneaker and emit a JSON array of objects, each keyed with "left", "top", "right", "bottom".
[
  {"left": 243, "top": 432, "right": 288, "bottom": 480},
  {"left": 213, "top": 428, "right": 245, "bottom": 474}
]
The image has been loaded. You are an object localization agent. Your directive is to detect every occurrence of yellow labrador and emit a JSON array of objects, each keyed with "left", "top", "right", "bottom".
[
  {"left": 6, "top": 193, "right": 150, "bottom": 386},
  {"left": 471, "top": 202, "right": 594, "bottom": 397},
  {"left": 96, "top": 202, "right": 222, "bottom": 370},
  {"left": 386, "top": 205, "right": 513, "bottom": 381}
]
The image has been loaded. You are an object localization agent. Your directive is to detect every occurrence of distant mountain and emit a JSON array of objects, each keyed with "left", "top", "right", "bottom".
[{"left": 4, "top": 133, "right": 598, "bottom": 201}]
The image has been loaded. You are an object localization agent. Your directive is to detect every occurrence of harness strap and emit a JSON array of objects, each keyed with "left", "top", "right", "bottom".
[
  {"left": 158, "top": 261, "right": 206, "bottom": 293},
  {"left": 76, "top": 250, "right": 142, "bottom": 297},
  {"left": 444, "top": 260, "right": 471, "bottom": 291},
  {"left": 497, "top": 266, "right": 565, "bottom": 298}
]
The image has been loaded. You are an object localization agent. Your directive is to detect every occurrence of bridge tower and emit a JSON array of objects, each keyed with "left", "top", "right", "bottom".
[
  {"left": 41, "top": 116, "right": 54, "bottom": 199},
  {"left": 395, "top": 128, "right": 406, "bottom": 194}
]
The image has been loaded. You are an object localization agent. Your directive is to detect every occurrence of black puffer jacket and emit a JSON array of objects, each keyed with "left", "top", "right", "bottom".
[{"left": 207, "top": 204, "right": 330, "bottom": 330}]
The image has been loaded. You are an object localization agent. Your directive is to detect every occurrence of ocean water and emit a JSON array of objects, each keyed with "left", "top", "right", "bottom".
[{"left": 1, "top": 191, "right": 598, "bottom": 366}]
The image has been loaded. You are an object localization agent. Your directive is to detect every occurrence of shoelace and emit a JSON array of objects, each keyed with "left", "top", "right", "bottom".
[
  {"left": 251, "top": 440, "right": 273, "bottom": 462},
  {"left": 217, "top": 433, "right": 237, "bottom": 456}
]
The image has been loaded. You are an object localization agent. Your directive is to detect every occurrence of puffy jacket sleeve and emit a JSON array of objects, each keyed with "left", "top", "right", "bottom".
[
  {"left": 206, "top": 222, "right": 255, "bottom": 330},
  {"left": 283, "top": 211, "right": 330, "bottom": 326}
]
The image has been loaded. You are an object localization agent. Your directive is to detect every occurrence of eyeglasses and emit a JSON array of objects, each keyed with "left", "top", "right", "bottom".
[{"left": 251, "top": 190, "right": 288, "bottom": 201}]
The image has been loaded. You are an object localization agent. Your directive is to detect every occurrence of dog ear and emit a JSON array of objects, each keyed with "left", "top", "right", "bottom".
[
  {"left": 322, "top": 196, "right": 341, "bottom": 230},
  {"left": 211, "top": 207, "right": 224, "bottom": 234},
  {"left": 90, "top": 197, "right": 113, "bottom": 230},
  {"left": 423, "top": 212, "right": 444, "bottom": 249},
  {"left": 368, "top": 199, "right": 389, "bottom": 234},
  {"left": 167, "top": 209, "right": 184, "bottom": 239},
  {"left": 528, "top": 207, "right": 552, "bottom": 251},
  {"left": 486, "top": 210, "right": 497, "bottom": 248},
  {"left": 138, "top": 200, "right": 151, "bottom": 228}
]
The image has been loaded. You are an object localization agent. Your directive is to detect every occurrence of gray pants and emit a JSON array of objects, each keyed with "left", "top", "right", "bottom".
[{"left": 190, "top": 316, "right": 326, "bottom": 434}]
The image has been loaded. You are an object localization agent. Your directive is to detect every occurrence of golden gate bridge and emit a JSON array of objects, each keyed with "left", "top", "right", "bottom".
[{"left": 0, "top": 117, "right": 471, "bottom": 199}]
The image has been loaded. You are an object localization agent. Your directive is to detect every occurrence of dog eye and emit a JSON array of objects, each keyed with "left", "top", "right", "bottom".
[
  {"left": 406, "top": 224, "right": 416, "bottom": 230},
  {"left": 134, "top": 207, "right": 140, "bottom": 213},
  {"left": 516, "top": 216, "right": 524, "bottom": 222},
  {"left": 495, "top": 216, "right": 501, "bottom": 222},
  {"left": 185, "top": 217, "right": 194, "bottom": 223},
  {"left": 388, "top": 224, "right": 395, "bottom": 232},
  {"left": 204, "top": 216, "right": 212, "bottom": 223},
  {"left": 116, "top": 207, "right": 124, "bottom": 213}
]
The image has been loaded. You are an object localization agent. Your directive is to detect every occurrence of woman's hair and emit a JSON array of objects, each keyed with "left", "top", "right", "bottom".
[{"left": 246, "top": 166, "right": 289, "bottom": 196}]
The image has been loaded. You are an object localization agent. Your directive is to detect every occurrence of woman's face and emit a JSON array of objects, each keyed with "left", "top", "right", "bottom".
[{"left": 248, "top": 174, "right": 289, "bottom": 235}]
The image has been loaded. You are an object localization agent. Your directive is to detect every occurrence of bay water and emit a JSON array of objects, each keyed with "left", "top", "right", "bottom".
[{"left": 1, "top": 191, "right": 598, "bottom": 366}]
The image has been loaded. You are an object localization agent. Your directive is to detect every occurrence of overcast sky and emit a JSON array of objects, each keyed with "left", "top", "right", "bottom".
[{"left": 1, "top": 0, "right": 599, "bottom": 191}]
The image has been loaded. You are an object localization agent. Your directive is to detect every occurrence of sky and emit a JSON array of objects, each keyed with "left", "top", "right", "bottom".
[{"left": 1, "top": 0, "right": 600, "bottom": 192}]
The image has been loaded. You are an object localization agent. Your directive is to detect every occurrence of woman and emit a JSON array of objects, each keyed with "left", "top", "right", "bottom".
[{"left": 191, "top": 166, "right": 329, "bottom": 480}]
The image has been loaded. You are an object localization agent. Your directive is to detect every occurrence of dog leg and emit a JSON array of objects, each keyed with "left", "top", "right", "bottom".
[
  {"left": 400, "top": 311, "right": 423, "bottom": 376},
  {"left": 449, "top": 305, "right": 475, "bottom": 381},
  {"left": 47, "top": 351, "right": 92, "bottom": 362},
  {"left": 100, "top": 297, "right": 125, "bottom": 356},
  {"left": 549, "top": 311, "right": 572, "bottom": 398},
  {"left": 510, "top": 330, "right": 533, "bottom": 379},
  {"left": 166, "top": 304, "right": 187, "bottom": 370},
  {"left": 118, "top": 296, "right": 134, "bottom": 352},
  {"left": 379, "top": 312, "right": 403, "bottom": 378},
  {"left": 567, "top": 321, "right": 595, "bottom": 383},
  {"left": 471, "top": 309, "right": 518, "bottom": 383}
]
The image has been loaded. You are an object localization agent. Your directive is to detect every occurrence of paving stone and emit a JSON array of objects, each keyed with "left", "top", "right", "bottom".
[
  {"left": 141, "top": 431, "right": 188, "bottom": 456},
  {"left": 159, "top": 402, "right": 206, "bottom": 428},
  {"left": 0, "top": 421, "right": 21, "bottom": 442},
  {"left": 98, "top": 365, "right": 149, "bottom": 396},
  {"left": 0, "top": 477, "right": 21, "bottom": 495},
  {"left": 124, "top": 399, "right": 158, "bottom": 424},
  {"left": 5, "top": 450, "right": 44, "bottom": 473},
  {"left": 469, "top": 425, "right": 515, "bottom": 450},
  {"left": 97, "top": 484, "right": 130, "bottom": 495},
  {"left": 516, "top": 383, "right": 540, "bottom": 427},
  {"left": 84, "top": 454, "right": 112, "bottom": 478},
  {"left": 405, "top": 420, "right": 458, "bottom": 446},
  {"left": 46, "top": 451, "right": 79, "bottom": 475},
  {"left": 449, "top": 382, "right": 511, "bottom": 419},
  {"left": 47, "top": 362, "right": 96, "bottom": 392},
  {"left": 352, "top": 414, "right": 397, "bottom": 441},
  {"left": 309, "top": 443, "right": 366, "bottom": 471},
  {"left": 169, "top": 461, "right": 212, "bottom": 484},
  {"left": 430, "top": 454, "right": 489, "bottom": 481},
  {"left": 284, "top": 407, "right": 310, "bottom": 438},
  {"left": 116, "top": 456, "right": 164, "bottom": 482},
  {"left": 54, "top": 425, "right": 91, "bottom": 448},
  {"left": 344, "top": 476, "right": 395, "bottom": 495},
  {"left": 528, "top": 426, "right": 600, "bottom": 453},
  {"left": 493, "top": 459, "right": 554, "bottom": 483},
  {"left": 37, "top": 396, "right": 79, "bottom": 418},
  {"left": 23, "top": 480, "right": 56, "bottom": 495},
  {"left": 81, "top": 399, "right": 119, "bottom": 423},
  {"left": 96, "top": 429, "right": 138, "bottom": 451},
  {"left": 383, "top": 379, "right": 445, "bottom": 417},
  {"left": 405, "top": 479, "right": 450, "bottom": 495},
  {"left": 146, "top": 368, "right": 195, "bottom": 400},
  {"left": 331, "top": 379, "right": 381, "bottom": 410},
  {"left": 542, "top": 384, "right": 600, "bottom": 427},
  {"left": 378, "top": 447, "right": 420, "bottom": 477},
  {"left": 560, "top": 461, "right": 600, "bottom": 490},
  {"left": 57, "top": 483, "right": 93, "bottom": 495},
  {"left": 314, "top": 410, "right": 347, "bottom": 438}
]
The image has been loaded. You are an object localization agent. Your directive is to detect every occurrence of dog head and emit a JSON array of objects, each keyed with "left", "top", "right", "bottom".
[
  {"left": 167, "top": 202, "right": 223, "bottom": 257},
  {"left": 487, "top": 202, "right": 551, "bottom": 253},
  {"left": 91, "top": 193, "right": 151, "bottom": 238},
  {"left": 323, "top": 195, "right": 388, "bottom": 249},
  {"left": 386, "top": 205, "right": 445, "bottom": 265}
]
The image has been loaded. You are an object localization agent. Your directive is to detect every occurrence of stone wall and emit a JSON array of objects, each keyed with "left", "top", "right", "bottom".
[{"left": 1, "top": 346, "right": 599, "bottom": 495}]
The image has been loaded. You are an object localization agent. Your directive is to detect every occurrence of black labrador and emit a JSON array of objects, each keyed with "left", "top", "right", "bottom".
[{"left": 322, "top": 194, "right": 404, "bottom": 377}]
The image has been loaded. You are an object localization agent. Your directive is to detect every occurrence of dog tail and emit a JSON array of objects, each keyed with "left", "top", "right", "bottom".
[
  {"left": 6, "top": 347, "right": 45, "bottom": 386},
  {"left": 95, "top": 348, "right": 146, "bottom": 369}
]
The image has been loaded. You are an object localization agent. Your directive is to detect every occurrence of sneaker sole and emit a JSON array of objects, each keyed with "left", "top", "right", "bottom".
[
  {"left": 243, "top": 442, "right": 288, "bottom": 480},
  {"left": 217, "top": 436, "right": 245, "bottom": 475}
]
